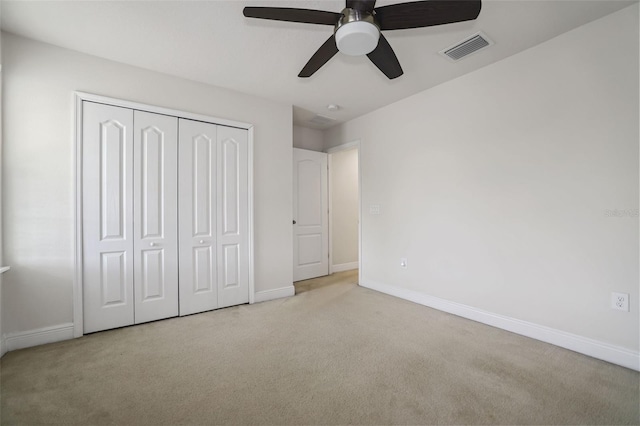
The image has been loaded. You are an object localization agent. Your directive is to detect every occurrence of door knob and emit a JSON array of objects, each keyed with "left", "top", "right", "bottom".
[
  {"left": 199, "top": 240, "right": 205, "bottom": 244},
  {"left": 149, "top": 242, "right": 155, "bottom": 247},
  {"left": 293, "top": 220, "right": 296, "bottom": 225}
]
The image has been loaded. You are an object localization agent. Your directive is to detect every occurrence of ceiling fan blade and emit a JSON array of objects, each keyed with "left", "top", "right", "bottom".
[
  {"left": 367, "top": 34, "right": 403, "bottom": 79},
  {"left": 243, "top": 7, "right": 341, "bottom": 25},
  {"left": 299, "top": 35, "right": 339, "bottom": 78},
  {"left": 346, "top": 0, "right": 376, "bottom": 12},
  {"left": 374, "top": 0, "right": 481, "bottom": 31}
]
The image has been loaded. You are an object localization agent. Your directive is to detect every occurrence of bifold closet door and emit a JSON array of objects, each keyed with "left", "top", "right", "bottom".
[
  {"left": 178, "top": 119, "right": 217, "bottom": 315},
  {"left": 132, "top": 110, "right": 179, "bottom": 324},
  {"left": 217, "top": 125, "right": 249, "bottom": 309},
  {"left": 178, "top": 119, "right": 249, "bottom": 315},
  {"left": 83, "top": 103, "right": 179, "bottom": 334},
  {"left": 83, "top": 102, "right": 135, "bottom": 333}
]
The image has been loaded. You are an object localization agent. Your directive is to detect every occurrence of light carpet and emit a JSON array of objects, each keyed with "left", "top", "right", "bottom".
[{"left": 1, "top": 270, "right": 638, "bottom": 424}]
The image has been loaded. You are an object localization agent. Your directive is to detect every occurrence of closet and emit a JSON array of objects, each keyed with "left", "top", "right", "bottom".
[{"left": 81, "top": 101, "right": 249, "bottom": 334}]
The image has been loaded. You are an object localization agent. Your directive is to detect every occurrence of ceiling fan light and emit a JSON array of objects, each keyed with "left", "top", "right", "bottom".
[{"left": 335, "top": 21, "right": 379, "bottom": 56}]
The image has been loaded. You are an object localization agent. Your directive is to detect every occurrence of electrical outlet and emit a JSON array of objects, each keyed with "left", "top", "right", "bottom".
[
  {"left": 611, "top": 292, "right": 629, "bottom": 312},
  {"left": 400, "top": 258, "right": 407, "bottom": 268}
]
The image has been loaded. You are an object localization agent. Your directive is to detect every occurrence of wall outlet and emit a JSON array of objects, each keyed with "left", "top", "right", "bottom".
[
  {"left": 611, "top": 292, "right": 629, "bottom": 311},
  {"left": 400, "top": 258, "right": 407, "bottom": 268}
]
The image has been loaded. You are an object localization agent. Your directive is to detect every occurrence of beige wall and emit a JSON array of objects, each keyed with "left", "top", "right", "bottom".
[
  {"left": 325, "top": 5, "right": 639, "bottom": 351},
  {"left": 293, "top": 125, "right": 324, "bottom": 152},
  {"left": 330, "top": 148, "right": 359, "bottom": 268},
  {"left": 1, "top": 33, "right": 293, "bottom": 335}
]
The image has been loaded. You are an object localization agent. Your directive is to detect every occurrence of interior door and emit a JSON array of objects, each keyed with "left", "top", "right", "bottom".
[
  {"left": 178, "top": 119, "right": 218, "bottom": 315},
  {"left": 293, "top": 148, "right": 328, "bottom": 281},
  {"left": 82, "top": 102, "right": 135, "bottom": 333},
  {"left": 132, "top": 110, "right": 179, "bottom": 324},
  {"left": 178, "top": 120, "right": 250, "bottom": 314},
  {"left": 217, "top": 125, "right": 249, "bottom": 308}
]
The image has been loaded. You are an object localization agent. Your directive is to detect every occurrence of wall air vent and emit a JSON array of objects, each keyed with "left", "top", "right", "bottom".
[
  {"left": 440, "top": 32, "right": 493, "bottom": 61},
  {"left": 308, "top": 114, "right": 335, "bottom": 126}
]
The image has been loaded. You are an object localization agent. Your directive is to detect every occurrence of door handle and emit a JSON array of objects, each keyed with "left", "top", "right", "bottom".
[{"left": 293, "top": 220, "right": 296, "bottom": 225}]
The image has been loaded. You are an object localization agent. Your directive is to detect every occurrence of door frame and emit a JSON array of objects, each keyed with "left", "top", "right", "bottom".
[
  {"left": 326, "top": 140, "right": 361, "bottom": 276},
  {"left": 73, "top": 91, "right": 255, "bottom": 338}
]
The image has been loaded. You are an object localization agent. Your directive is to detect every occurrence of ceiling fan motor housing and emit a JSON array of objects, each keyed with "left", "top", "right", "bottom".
[{"left": 334, "top": 8, "right": 380, "bottom": 56}]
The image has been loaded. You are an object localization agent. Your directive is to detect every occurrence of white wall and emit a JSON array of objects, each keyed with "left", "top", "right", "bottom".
[
  {"left": 325, "top": 5, "right": 639, "bottom": 359},
  {"left": 330, "top": 148, "right": 359, "bottom": 269},
  {"left": 0, "top": 30, "right": 4, "bottom": 356},
  {"left": 1, "top": 33, "right": 293, "bottom": 337},
  {"left": 293, "top": 125, "right": 324, "bottom": 152}
]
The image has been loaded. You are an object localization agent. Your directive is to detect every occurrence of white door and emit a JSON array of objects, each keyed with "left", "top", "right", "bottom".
[
  {"left": 217, "top": 125, "right": 249, "bottom": 308},
  {"left": 178, "top": 119, "right": 218, "bottom": 315},
  {"left": 178, "top": 120, "right": 249, "bottom": 314},
  {"left": 293, "top": 148, "right": 328, "bottom": 281},
  {"left": 132, "top": 111, "right": 179, "bottom": 324},
  {"left": 83, "top": 102, "right": 135, "bottom": 333},
  {"left": 83, "top": 100, "right": 250, "bottom": 332}
]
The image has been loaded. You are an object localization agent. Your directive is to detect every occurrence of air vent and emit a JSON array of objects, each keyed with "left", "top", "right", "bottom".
[
  {"left": 308, "top": 114, "right": 335, "bottom": 126},
  {"left": 440, "top": 32, "right": 493, "bottom": 61}
]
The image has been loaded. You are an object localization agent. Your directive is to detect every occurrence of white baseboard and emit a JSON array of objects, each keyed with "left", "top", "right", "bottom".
[
  {"left": 331, "top": 262, "right": 359, "bottom": 273},
  {"left": 4, "top": 323, "right": 75, "bottom": 353},
  {"left": 360, "top": 279, "right": 640, "bottom": 372},
  {"left": 254, "top": 286, "right": 295, "bottom": 303}
]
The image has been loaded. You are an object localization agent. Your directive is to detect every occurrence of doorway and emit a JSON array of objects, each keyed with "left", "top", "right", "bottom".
[
  {"left": 327, "top": 143, "right": 360, "bottom": 275},
  {"left": 292, "top": 142, "right": 360, "bottom": 283}
]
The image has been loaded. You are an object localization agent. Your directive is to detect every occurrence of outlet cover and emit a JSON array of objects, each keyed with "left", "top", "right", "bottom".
[{"left": 611, "top": 292, "right": 629, "bottom": 311}]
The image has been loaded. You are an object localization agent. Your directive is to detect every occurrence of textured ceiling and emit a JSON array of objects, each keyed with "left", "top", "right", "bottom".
[{"left": 1, "top": 0, "right": 635, "bottom": 129}]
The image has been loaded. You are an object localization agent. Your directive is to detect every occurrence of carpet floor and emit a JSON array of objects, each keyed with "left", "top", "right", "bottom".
[{"left": 1, "top": 270, "right": 638, "bottom": 425}]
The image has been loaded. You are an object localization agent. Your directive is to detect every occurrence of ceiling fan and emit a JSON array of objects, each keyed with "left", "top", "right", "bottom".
[{"left": 243, "top": 0, "right": 481, "bottom": 79}]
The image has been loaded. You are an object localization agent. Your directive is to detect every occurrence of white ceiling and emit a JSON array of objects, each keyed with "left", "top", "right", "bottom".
[{"left": 1, "top": 0, "right": 635, "bottom": 129}]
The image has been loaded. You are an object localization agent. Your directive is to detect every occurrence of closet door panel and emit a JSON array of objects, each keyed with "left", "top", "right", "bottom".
[
  {"left": 178, "top": 119, "right": 218, "bottom": 315},
  {"left": 217, "top": 126, "right": 249, "bottom": 308},
  {"left": 82, "top": 102, "right": 135, "bottom": 333},
  {"left": 133, "top": 110, "right": 179, "bottom": 324}
]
